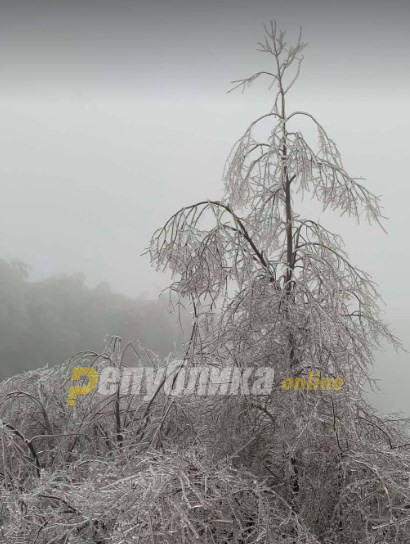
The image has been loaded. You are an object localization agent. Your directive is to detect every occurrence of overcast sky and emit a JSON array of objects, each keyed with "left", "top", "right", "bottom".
[{"left": 0, "top": 0, "right": 409, "bottom": 412}]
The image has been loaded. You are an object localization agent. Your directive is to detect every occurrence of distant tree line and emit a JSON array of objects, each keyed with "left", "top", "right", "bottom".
[{"left": 0, "top": 259, "right": 186, "bottom": 379}]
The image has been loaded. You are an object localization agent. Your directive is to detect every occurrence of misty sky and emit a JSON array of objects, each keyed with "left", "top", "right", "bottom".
[{"left": 0, "top": 0, "right": 409, "bottom": 412}]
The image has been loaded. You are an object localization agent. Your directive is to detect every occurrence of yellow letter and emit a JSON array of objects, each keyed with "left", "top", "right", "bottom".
[
  {"left": 333, "top": 377, "right": 344, "bottom": 391},
  {"left": 282, "top": 377, "right": 293, "bottom": 390},
  {"left": 320, "top": 377, "right": 332, "bottom": 390},
  {"left": 67, "top": 367, "right": 99, "bottom": 406},
  {"left": 294, "top": 377, "right": 306, "bottom": 390}
]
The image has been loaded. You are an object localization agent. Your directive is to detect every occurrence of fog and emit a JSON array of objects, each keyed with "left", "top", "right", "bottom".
[{"left": 0, "top": 0, "right": 409, "bottom": 412}]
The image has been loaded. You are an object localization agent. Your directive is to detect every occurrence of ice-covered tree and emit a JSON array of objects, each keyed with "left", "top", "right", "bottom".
[
  {"left": 149, "top": 21, "right": 410, "bottom": 542},
  {"left": 150, "top": 23, "right": 397, "bottom": 383},
  {"left": 2, "top": 21, "right": 410, "bottom": 544}
]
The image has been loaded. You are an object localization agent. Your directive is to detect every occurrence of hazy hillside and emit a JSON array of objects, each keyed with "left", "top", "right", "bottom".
[{"left": 0, "top": 259, "right": 187, "bottom": 379}]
